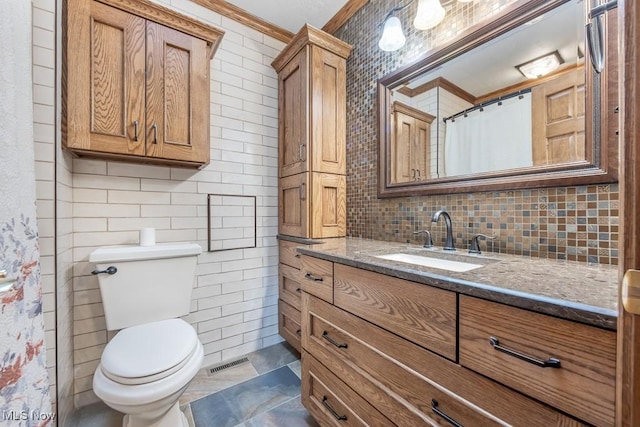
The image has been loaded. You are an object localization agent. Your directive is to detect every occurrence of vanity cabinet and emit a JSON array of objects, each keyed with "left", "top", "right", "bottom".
[
  {"left": 63, "top": 0, "right": 223, "bottom": 168},
  {"left": 278, "top": 240, "right": 305, "bottom": 352},
  {"left": 300, "top": 254, "right": 614, "bottom": 426},
  {"left": 391, "top": 102, "right": 434, "bottom": 183},
  {"left": 272, "top": 25, "right": 351, "bottom": 239}
]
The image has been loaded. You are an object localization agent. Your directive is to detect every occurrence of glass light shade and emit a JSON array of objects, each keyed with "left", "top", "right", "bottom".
[
  {"left": 516, "top": 52, "right": 563, "bottom": 79},
  {"left": 413, "top": 0, "right": 446, "bottom": 30},
  {"left": 378, "top": 16, "right": 406, "bottom": 51}
]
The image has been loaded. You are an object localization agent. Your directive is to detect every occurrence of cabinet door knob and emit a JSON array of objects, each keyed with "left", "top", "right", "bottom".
[
  {"left": 322, "top": 331, "right": 348, "bottom": 349},
  {"left": 133, "top": 120, "right": 139, "bottom": 141},
  {"left": 489, "top": 336, "right": 561, "bottom": 368},
  {"left": 431, "top": 399, "right": 463, "bottom": 427},
  {"left": 304, "top": 272, "right": 323, "bottom": 282},
  {"left": 152, "top": 123, "right": 158, "bottom": 144},
  {"left": 300, "top": 182, "right": 306, "bottom": 201},
  {"left": 322, "top": 396, "right": 347, "bottom": 421}
]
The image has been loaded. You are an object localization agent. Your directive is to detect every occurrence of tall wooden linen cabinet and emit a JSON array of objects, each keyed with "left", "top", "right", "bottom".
[{"left": 271, "top": 26, "right": 352, "bottom": 352}]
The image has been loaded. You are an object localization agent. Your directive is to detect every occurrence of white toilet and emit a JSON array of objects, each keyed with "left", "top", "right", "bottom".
[{"left": 89, "top": 243, "right": 203, "bottom": 427}]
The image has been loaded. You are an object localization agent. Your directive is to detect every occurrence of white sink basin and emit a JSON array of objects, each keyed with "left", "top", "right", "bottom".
[{"left": 376, "top": 253, "right": 484, "bottom": 272}]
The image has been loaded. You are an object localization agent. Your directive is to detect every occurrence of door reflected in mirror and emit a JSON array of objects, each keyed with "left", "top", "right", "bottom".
[{"left": 378, "top": 0, "right": 618, "bottom": 197}]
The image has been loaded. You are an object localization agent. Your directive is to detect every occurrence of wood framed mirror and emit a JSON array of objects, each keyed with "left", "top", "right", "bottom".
[{"left": 377, "top": 0, "right": 618, "bottom": 197}]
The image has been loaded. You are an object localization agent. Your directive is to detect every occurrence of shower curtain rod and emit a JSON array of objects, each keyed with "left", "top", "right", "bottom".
[{"left": 443, "top": 87, "right": 532, "bottom": 123}]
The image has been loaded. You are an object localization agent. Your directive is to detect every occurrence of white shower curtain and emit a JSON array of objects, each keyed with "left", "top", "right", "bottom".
[
  {"left": 0, "top": 0, "right": 52, "bottom": 424},
  {"left": 444, "top": 93, "right": 533, "bottom": 176}
]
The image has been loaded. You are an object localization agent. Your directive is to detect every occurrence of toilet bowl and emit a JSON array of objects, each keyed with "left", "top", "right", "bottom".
[
  {"left": 89, "top": 243, "right": 204, "bottom": 427},
  {"left": 93, "top": 319, "right": 204, "bottom": 427}
]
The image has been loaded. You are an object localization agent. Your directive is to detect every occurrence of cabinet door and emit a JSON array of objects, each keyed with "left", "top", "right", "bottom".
[
  {"left": 65, "top": 1, "right": 146, "bottom": 155},
  {"left": 279, "top": 173, "right": 309, "bottom": 238},
  {"left": 278, "top": 49, "right": 309, "bottom": 178},
  {"left": 532, "top": 68, "right": 586, "bottom": 165},
  {"left": 146, "top": 22, "right": 210, "bottom": 164},
  {"left": 392, "top": 111, "right": 414, "bottom": 184},
  {"left": 412, "top": 118, "right": 430, "bottom": 181},
  {"left": 391, "top": 102, "right": 433, "bottom": 183},
  {"left": 310, "top": 46, "right": 346, "bottom": 175},
  {"left": 310, "top": 173, "right": 346, "bottom": 238}
]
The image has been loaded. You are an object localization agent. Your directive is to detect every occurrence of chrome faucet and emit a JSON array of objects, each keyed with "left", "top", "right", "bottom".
[{"left": 431, "top": 209, "right": 455, "bottom": 251}]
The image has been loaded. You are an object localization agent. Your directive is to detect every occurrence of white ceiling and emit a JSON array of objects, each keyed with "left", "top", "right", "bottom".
[{"left": 224, "top": 0, "right": 349, "bottom": 34}]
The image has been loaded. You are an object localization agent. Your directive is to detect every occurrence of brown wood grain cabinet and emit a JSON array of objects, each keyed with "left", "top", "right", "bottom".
[
  {"left": 277, "top": 239, "right": 306, "bottom": 351},
  {"left": 272, "top": 25, "right": 351, "bottom": 239},
  {"left": 299, "top": 255, "right": 610, "bottom": 426},
  {"left": 63, "top": 0, "right": 223, "bottom": 168},
  {"left": 391, "top": 101, "right": 435, "bottom": 183},
  {"left": 459, "top": 295, "right": 616, "bottom": 426}
]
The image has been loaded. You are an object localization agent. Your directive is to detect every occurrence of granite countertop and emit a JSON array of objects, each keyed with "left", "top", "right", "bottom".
[{"left": 293, "top": 237, "right": 619, "bottom": 331}]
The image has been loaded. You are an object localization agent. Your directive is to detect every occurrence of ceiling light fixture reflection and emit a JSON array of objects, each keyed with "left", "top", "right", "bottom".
[{"left": 515, "top": 50, "right": 564, "bottom": 79}]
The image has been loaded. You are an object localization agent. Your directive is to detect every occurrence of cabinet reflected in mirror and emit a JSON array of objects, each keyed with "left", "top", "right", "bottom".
[{"left": 378, "top": 0, "right": 618, "bottom": 197}]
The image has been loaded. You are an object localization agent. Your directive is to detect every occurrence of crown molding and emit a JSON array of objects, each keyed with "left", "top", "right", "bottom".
[
  {"left": 190, "top": 0, "right": 294, "bottom": 43},
  {"left": 322, "top": 0, "right": 369, "bottom": 34}
]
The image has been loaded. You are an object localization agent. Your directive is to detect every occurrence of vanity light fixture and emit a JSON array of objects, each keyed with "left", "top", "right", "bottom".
[
  {"left": 516, "top": 50, "right": 564, "bottom": 79},
  {"left": 413, "top": 0, "right": 446, "bottom": 30},
  {"left": 379, "top": 16, "right": 407, "bottom": 51},
  {"left": 378, "top": 0, "right": 471, "bottom": 52}
]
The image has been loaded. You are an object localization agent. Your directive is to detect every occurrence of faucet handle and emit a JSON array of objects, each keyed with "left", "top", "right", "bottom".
[
  {"left": 469, "top": 234, "right": 496, "bottom": 254},
  {"left": 413, "top": 230, "right": 434, "bottom": 248}
]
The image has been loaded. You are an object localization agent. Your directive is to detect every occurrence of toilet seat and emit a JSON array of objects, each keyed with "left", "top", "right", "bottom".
[{"left": 101, "top": 318, "right": 198, "bottom": 385}]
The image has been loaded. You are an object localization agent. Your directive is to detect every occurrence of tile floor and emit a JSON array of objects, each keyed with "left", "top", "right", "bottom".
[{"left": 71, "top": 342, "right": 318, "bottom": 427}]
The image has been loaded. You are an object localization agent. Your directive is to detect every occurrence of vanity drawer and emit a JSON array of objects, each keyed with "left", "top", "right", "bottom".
[
  {"left": 279, "top": 240, "right": 302, "bottom": 269},
  {"left": 278, "top": 299, "right": 301, "bottom": 352},
  {"left": 303, "top": 293, "right": 582, "bottom": 427},
  {"left": 459, "top": 296, "right": 616, "bottom": 427},
  {"left": 299, "top": 255, "right": 334, "bottom": 303},
  {"left": 302, "top": 350, "right": 393, "bottom": 427},
  {"left": 279, "top": 263, "right": 302, "bottom": 310},
  {"left": 333, "top": 264, "right": 456, "bottom": 360}
]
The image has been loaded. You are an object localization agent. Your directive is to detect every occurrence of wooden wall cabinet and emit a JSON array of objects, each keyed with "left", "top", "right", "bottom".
[
  {"left": 391, "top": 101, "right": 434, "bottom": 183},
  {"left": 272, "top": 25, "right": 351, "bottom": 239},
  {"left": 63, "top": 0, "right": 223, "bottom": 168}
]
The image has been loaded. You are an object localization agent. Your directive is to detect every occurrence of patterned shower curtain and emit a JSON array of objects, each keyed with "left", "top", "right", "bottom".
[{"left": 0, "top": 0, "right": 53, "bottom": 425}]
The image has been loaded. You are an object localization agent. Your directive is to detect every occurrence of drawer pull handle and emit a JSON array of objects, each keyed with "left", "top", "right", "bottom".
[
  {"left": 296, "top": 329, "right": 301, "bottom": 336},
  {"left": 295, "top": 287, "right": 302, "bottom": 293},
  {"left": 322, "top": 396, "right": 347, "bottom": 421},
  {"left": 322, "top": 331, "right": 348, "bottom": 349},
  {"left": 431, "top": 399, "right": 463, "bottom": 427},
  {"left": 489, "top": 336, "right": 561, "bottom": 368},
  {"left": 304, "top": 273, "right": 323, "bottom": 282}
]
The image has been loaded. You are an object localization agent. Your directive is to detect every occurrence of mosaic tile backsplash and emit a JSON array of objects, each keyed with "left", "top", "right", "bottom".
[{"left": 334, "top": 0, "right": 619, "bottom": 265}]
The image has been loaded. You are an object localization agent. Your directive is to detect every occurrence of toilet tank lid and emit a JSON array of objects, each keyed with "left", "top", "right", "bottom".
[{"left": 90, "top": 243, "right": 202, "bottom": 263}]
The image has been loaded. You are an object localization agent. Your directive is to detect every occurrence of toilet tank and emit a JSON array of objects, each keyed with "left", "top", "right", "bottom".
[{"left": 89, "top": 243, "right": 202, "bottom": 330}]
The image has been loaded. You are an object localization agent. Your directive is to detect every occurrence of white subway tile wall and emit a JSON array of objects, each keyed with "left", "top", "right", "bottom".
[{"left": 31, "top": 0, "right": 287, "bottom": 417}]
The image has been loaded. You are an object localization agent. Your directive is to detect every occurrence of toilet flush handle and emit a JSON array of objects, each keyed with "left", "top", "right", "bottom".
[{"left": 91, "top": 266, "right": 118, "bottom": 275}]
